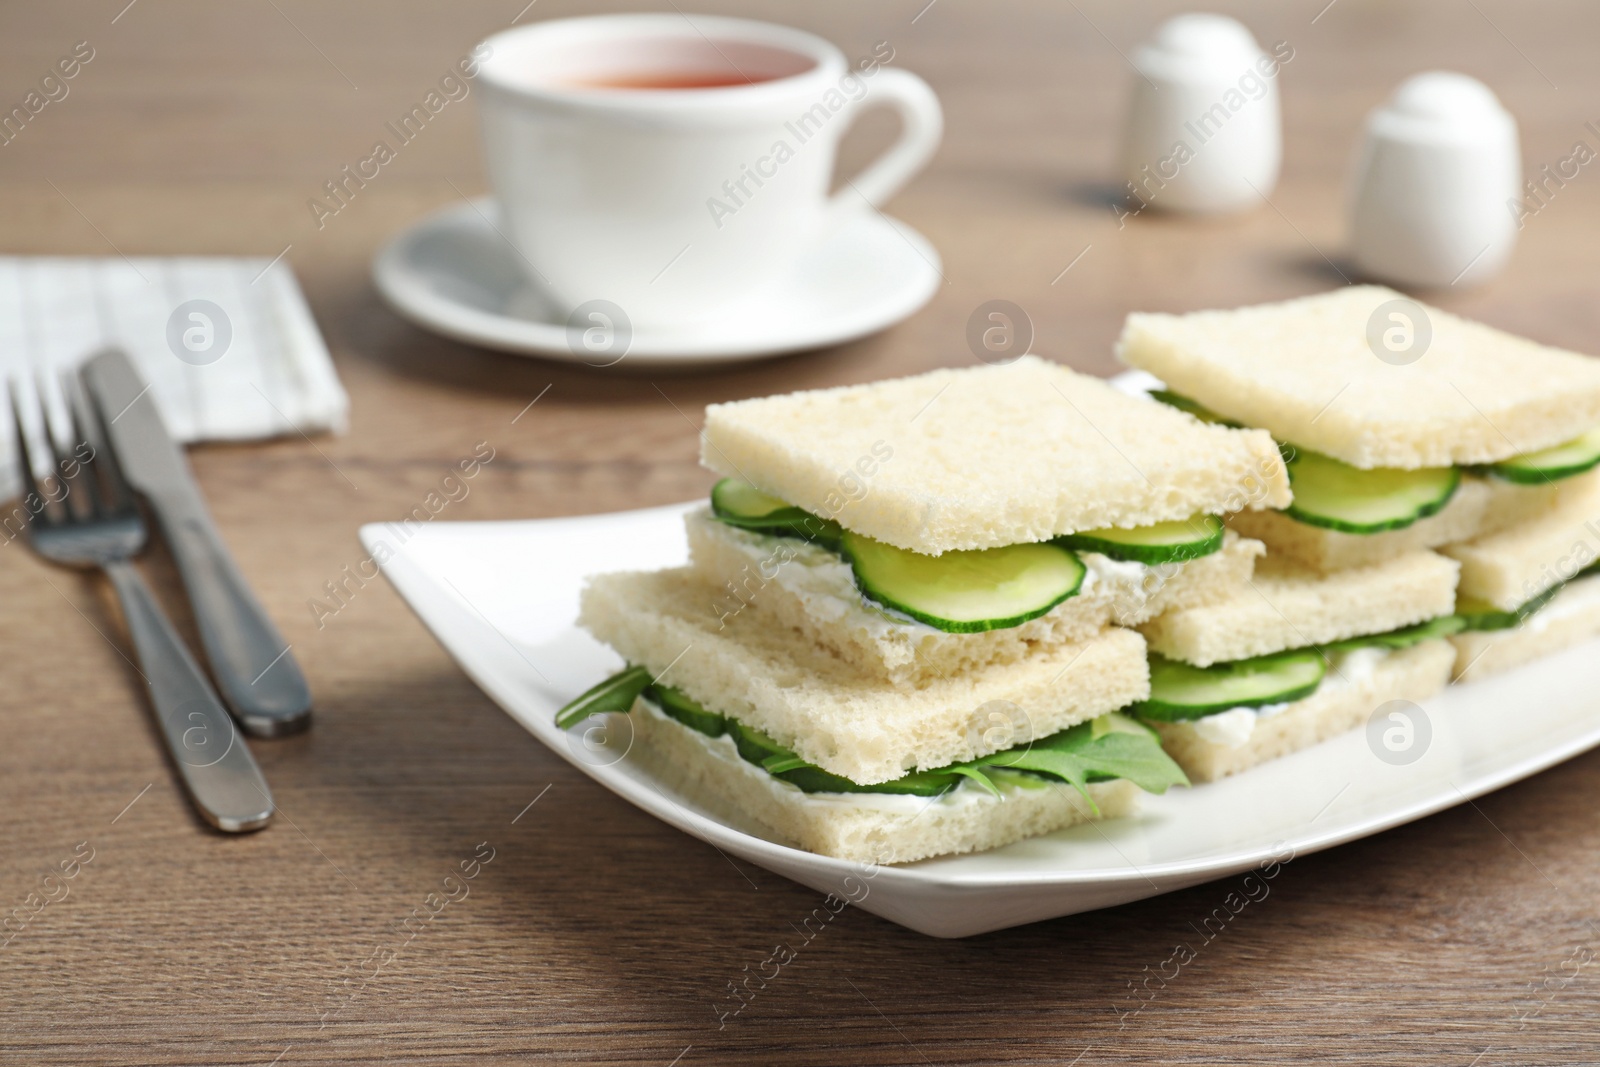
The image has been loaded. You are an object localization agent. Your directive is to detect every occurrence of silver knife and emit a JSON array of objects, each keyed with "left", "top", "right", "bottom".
[{"left": 81, "top": 348, "right": 313, "bottom": 737}]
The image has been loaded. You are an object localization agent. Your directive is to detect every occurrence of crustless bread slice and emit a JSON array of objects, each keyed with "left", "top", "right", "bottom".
[
  {"left": 1443, "top": 470, "right": 1600, "bottom": 610},
  {"left": 700, "top": 356, "right": 1289, "bottom": 555},
  {"left": 627, "top": 699, "right": 1138, "bottom": 864},
  {"left": 1118, "top": 286, "right": 1600, "bottom": 469},
  {"left": 1139, "top": 551, "right": 1459, "bottom": 666}
]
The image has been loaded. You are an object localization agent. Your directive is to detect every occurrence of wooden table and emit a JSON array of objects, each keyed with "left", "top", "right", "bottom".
[{"left": 4, "top": 1, "right": 1600, "bottom": 1063}]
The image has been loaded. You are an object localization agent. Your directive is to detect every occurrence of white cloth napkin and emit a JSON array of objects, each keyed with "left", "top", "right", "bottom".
[{"left": 0, "top": 255, "right": 348, "bottom": 497}]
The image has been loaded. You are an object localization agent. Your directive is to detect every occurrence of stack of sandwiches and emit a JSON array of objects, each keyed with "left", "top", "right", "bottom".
[
  {"left": 557, "top": 357, "right": 1288, "bottom": 862},
  {"left": 554, "top": 287, "right": 1600, "bottom": 864},
  {"left": 1118, "top": 285, "right": 1600, "bottom": 765}
]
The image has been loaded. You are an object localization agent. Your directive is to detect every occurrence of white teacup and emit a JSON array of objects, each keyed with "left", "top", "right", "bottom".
[{"left": 475, "top": 14, "right": 942, "bottom": 333}]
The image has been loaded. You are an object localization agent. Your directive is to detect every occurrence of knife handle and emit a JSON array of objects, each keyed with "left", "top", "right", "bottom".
[
  {"left": 104, "top": 559, "right": 274, "bottom": 832},
  {"left": 162, "top": 508, "right": 313, "bottom": 737}
]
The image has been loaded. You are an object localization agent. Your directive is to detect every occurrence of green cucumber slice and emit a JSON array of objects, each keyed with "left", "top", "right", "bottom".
[
  {"left": 841, "top": 531, "right": 1086, "bottom": 633},
  {"left": 1458, "top": 562, "right": 1600, "bottom": 630},
  {"left": 709, "top": 477, "right": 793, "bottom": 522},
  {"left": 645, "top": 684, "right": 726, "bottom": 737},
  {"left": 1147, "top": 390, "right": 1242, "bottom": 427},
  {"left": 1483, "top": 427, "right": 1600, "bottom": 484},
  {"left": 709, "top": 477, "right": 841, "bottom": 547},
  {"left": 1282, "top": 449, "right": 1460, "bottom": 534},
  {"left": 726, "top": 718, "right": 789, "bottom": 766},
  {"left": 1057, "top": 514, "right": 1224, "bottom": 564},
  {"left": 1320, "top": 614, "right": 1466, "bottom": 652},
  {"left": 1456, "top": 586, "right": 1565, "bottom": 632},
  {"left": 1134, "top": 650, "right": 1327, "bottom": 722}
]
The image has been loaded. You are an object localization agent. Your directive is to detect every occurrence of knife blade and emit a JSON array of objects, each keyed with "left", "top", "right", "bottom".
[{"left": 81, "top": 348, "right": 312, "bottom": 737}]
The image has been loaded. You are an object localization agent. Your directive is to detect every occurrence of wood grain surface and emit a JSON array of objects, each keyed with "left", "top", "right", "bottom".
[{"left": 3, "top": 1, "right": 1600, "bottom": 1063}]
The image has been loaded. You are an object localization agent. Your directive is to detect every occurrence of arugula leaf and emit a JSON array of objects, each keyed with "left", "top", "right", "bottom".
[
  {"left": 745, "top": 714, "right": 1186, "bottom": 802},
  {"left": 760, "top": 754, "right": 812, "bottom": 775},
  {"left": 943, "top": 764, "right": 1004, "bottom": 798},
  {"left": 966, "top": 717, "right": 1188, "bottom": 804},
  {"left": 896, "top": 714, "right": 1188, "bottom": 808},
  {"left": 553, "top": 666, "right": 652, "bottom": 729},
  {"left": 976, "top": 745, "right": 1091, "bottom": 798},
  {"left": 1041, "top": 731, "right": 1190, "bottom": 794},
  {"left": 720, "top": 708, "right": 1188, "bottom": 801}
]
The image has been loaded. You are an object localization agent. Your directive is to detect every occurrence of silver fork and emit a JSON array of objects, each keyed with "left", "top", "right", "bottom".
[{"left": 8, "top": 375, "right": 273, "bottom": 832}]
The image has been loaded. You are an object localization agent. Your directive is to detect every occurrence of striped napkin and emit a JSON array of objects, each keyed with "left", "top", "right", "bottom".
[{"left": 0, "top": 255, "right": 348, "bottom": 495}]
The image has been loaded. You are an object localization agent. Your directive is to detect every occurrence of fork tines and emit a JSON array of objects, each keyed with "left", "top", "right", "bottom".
[{"left": 6, "top": 372, "right": 129, "bottom": 531}]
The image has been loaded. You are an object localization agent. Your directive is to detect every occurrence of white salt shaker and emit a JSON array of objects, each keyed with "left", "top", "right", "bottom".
[
  {"left": 1119, "top": 14, "right": 1285, "bottom": 215},
  {"left": 1348, "top": 72, "right": 1521, "bottom": 288}
]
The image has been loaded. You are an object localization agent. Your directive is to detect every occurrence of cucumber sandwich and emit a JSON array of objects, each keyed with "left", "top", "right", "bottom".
[
  {"left": 1441, "top": 472, "right": 1600, "bottom": 681},
  {"left": 1129, "top": 550, "right": 1461, "bottom": 782},
  {"left": 1118, "top": 286, "right": 1600, "bottom": 692},
  {"left": 1119, "top": 286, "right": 1600, "bottom": 573},
  {"left": 693, "top": 356, "right": 1286, "bottom": 685},
  {"left": 553, "top": 358, "right": 1289, "bottom": 862},
  {"left": 562, "top": 566, "right": 1183, "bottom": 864}
]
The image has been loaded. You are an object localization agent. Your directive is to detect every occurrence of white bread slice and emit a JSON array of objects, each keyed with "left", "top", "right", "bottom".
[
  {"left": 1228, "top": 475, "right": 1567, "bottom": 573},
  {"left": 1442, "top": 470, "right": 1600, "bottom": 610},
  {"left": 686, "top": 508, "right": 1263, "bottom": 685},
  {"left": 1451, "top": 575, "right": 1600, "bottom": 682},
  {"left": 1138, "top": 551, "right": 1460, "bottom": 666},
  {"left": 579, "top": 566, "right": 1149, "bottom": 784},
  {"left": 1153, "top": 641, "right": 1454, "bottom": 782},
  {"left": 1118, "top": 286, "right": 1600, "bottom": 469},
  {"left": 700, "top": 356, "right": 1290, "bottom": 554},
  {"left": 628, "top": 698, "right": 1137, "bottom": 864}
]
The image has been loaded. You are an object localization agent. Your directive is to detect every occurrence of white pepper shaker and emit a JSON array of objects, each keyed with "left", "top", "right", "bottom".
[
  {"left": 1348, "top": 72, "right": 1521, "bottom": 288},
  {"left": 1119, "top": 14, "right": 1286, "bottom": 215}
]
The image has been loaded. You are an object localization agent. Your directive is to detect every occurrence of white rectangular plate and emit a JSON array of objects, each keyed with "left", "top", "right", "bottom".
[{"left": 363, "top": 504, "right": 1600, "bottom": 938}]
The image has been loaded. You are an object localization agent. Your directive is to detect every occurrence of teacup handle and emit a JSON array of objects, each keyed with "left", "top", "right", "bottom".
[{"left": 827, "top": 67, "right": 943, "bottom": 215}]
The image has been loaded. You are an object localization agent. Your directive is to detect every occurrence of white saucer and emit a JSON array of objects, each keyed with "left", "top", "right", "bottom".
[{"left": 371, "top": 199, "right": 942, "bottom": 366}]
